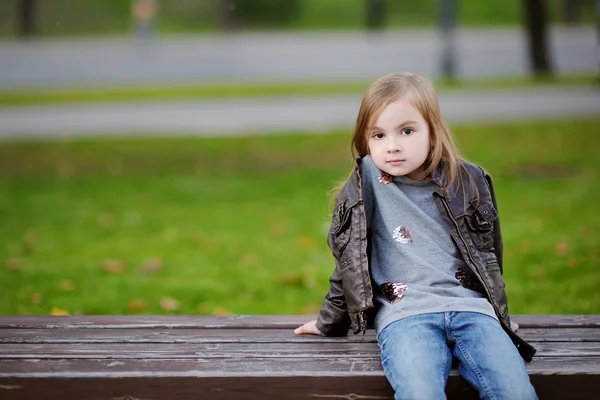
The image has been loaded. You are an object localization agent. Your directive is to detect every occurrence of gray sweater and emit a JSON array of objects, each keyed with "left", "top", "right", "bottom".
[{"left": 361, "top": 156, "right": 497, "bottom": 336}]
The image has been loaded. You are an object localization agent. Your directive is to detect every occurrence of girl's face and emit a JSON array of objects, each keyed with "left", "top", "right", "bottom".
[{"left": 367, "top": 98, "right": 431, "bottom": 181}]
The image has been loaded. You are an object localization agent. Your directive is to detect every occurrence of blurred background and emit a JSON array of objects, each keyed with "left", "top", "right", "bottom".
[{"left": 0, "top": 0, "right": 598, "bottom": 317}]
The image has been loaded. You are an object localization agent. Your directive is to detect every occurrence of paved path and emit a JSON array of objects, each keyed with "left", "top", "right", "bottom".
[
  {"left": 1, "top": 87, "right": 598, "bottom": 140},
  {"left": 0, "top": 27, "right": 596, "bottom": 88}
]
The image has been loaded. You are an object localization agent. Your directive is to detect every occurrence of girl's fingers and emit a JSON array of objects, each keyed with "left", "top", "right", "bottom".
[{"left": 294, "top": 320, "right": 318, "bottom": 335}]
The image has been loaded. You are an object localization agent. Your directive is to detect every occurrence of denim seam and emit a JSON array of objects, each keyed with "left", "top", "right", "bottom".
[
  {"left": 440, "top": 340, "right": 450, "bottom": 387},
  {"left": 455, "top": 337, "right": 495, "bottom": 400}
]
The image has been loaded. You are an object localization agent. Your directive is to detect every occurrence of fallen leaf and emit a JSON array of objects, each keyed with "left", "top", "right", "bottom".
[
  {"left": 212, "top": 307, "right": 232, "bottom": 316},
  {"left": 140, "top": 259, "right": 163, "bottom": 274},
  {"left": 296, "top": 235, "right": 316, "bottom": 251},
  {"left": 240, "top": 253, "right": 258, "bottom": 267},
  {"left": 5, "top": 258, "right": 22, "bottom": 271},
  {"left": 302, "top": 303, "right": 320, "bottom": 314},
  {"left": 102, "top": 259, "right": 125, "bottom": 274},
  {"left": 196, "top": 302, "right": 210, "bottom": 313},
  {"left": 106, "top": 160, "right": 124, "bottom": 175},
  {"left": 268, "top": 222, "right": 285, "bottom": 237},
  {"left": 23, "top": 229, "right": 37, "bottom": 255},
  {"left": 516, "top": 240, "right": 531, "bottom": 253},
  {"left": 50, "top": 307, "right": 70, "bottom": 316},
  {"left": 555, "top": 240, "right": 569, "bottom": 258},
  {"left": 276, "top": 273, "right": 304, "bottom": 286},
  {"left": 589, "top": 246, "right": 598, "bottom": 262},
  {"left": 60, "top": 279, "right": 75, "bottom": 292},
  {"left": 57, "top": 160, "right": 75, "bottom": 179},
  {"left": 160, "top": 297, "right": 180, "bottom": 312},
  {"left": 30, "top": 293, "right": 43, "bottom": 304},
  {"left": 533, "top": 267, "right": 546, "bottom": 281},
  {"left": 127, "top": 299, "right": 148, "bottom": 312},
  {"left": 97, "top": 213, "right": 116, "bottom": 229}
]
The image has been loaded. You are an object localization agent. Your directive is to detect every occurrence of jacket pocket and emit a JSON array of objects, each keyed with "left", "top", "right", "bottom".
[{"left": 464, "top": 203, "right": 497, "bottom": 251}]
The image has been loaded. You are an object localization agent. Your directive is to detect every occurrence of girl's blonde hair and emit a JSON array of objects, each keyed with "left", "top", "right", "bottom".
[{"left": 331, "top": 72, "right": 471, "bottom": 203}]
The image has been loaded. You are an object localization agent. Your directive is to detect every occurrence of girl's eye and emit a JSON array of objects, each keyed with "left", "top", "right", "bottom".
[
  {"left": 373, "top": 132, "right": 385, "bottom": 139},
  {"left": 402, "top": 128, "right": 414, "bottom": 135}
]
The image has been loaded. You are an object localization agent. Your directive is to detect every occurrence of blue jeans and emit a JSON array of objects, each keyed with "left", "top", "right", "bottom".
[{"left": 377, "top": 312, "right": 537, "bottom": 400}]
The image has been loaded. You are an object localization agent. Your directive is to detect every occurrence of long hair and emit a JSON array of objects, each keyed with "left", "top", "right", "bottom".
[{"left": 330, "top": 72, "right": 472, "bottom": 206}]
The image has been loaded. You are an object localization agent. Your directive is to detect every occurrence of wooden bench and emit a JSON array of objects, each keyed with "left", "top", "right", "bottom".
[{"left": 0, "top": 315, "right": 598, "bottom": 399}]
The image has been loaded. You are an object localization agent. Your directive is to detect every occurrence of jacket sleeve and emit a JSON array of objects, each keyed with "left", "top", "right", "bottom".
[
  {"left": 483, "top": 170, "right": 504, "bottom": 273},
  {"left": 315, "top": 231, "right": 351, "bottom": 336}
]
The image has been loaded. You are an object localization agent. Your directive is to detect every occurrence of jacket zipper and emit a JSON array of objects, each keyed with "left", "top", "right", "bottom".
[{"left": 438, "top": 196, "right": 503, "bottom": 319}]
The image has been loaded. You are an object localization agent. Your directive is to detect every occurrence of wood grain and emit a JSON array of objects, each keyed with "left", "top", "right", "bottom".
[{"left": 0, "top": 315, "right": 598, "bottom": 400}]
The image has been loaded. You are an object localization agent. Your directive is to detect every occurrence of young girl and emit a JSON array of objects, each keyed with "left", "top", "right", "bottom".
[{"left": 294, "top": 73, "right": 538, "bottom": 399}]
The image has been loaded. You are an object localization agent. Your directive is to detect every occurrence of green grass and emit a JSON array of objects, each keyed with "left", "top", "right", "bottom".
[
  {"left": 0, "top": 0, "right": 595, "bottom": 37},
  {"left": 1, "top": 119, "right": 599, "bottom": 316},
  {"left": 0, "top": 73, "right": 596, "bottom": 107}
]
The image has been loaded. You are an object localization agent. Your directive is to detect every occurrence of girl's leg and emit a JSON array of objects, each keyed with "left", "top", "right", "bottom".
[
  {"left": 377, "top": 313, "right": 452, "bottom": 400},
  {"left": 447, "top": 312, "right": 537, "bottom": 400}
]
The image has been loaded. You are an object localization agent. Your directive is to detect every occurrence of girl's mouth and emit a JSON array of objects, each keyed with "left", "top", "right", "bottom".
[{"left": 388, "top": 159, "right": 406, "bottom": 166}]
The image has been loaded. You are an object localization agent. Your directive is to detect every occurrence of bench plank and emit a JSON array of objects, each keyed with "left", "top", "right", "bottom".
[
  {"left": 1, "top": 341, "right": 599, "bottom": 358},
  {"left": 1, "top": 327, "right": 599, "bottom": 343},
  {"left": 1, "top": 356, "right": 599, "bottom": 376},
  {"left": 1, "top": 375, "right": 598, "bottom": 400},
  {"left": 0, "top": 315, "right": 598, "bottom": 400},
  {"left": 2, "top": 314, "right": 599, "bottom": 328}
]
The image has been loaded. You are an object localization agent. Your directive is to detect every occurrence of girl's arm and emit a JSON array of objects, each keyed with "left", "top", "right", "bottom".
[{"left": 295, "top": 227, "right": 351, "bottom": 336}]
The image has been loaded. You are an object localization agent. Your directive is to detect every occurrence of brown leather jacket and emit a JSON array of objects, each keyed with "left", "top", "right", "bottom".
[{"left": 315, "top": 157, "right": 536, "bottom": 362}]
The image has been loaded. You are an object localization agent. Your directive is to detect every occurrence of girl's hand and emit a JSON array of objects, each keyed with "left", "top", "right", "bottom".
[{"left": 294, "top": 320, "right": 322, "bottom": 335}]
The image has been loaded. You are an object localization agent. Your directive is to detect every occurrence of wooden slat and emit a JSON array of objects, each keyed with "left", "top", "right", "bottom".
[
  {"left": 1, "top": 341, "right": 599, "bottom": 359},
  {"left": 0, "top": 356, "right": 599, "bottom": 377},
  {"left": 1, "top": 327, "right": 599, "bottom": 343},
  {"left": 0, "top": 315, "right": 310, "bottom": 329},
  {"left": 1, "top": 374, "right": 598, "bottom": 400},
  {"left": 1, "top": 315, "right": 599, "bottom": 399},
  {"left": 1, "top": 314, "right": 599, "bottom": 329}
]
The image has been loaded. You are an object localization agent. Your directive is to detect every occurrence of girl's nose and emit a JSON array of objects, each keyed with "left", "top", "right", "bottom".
[{"left": 387, "top": 143, "right": 402, "bottom": 153}]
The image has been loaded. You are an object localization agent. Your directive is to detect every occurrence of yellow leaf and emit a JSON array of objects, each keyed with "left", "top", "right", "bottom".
[
  {"left": 160, "top": 297, "right": 180, "bottom": 312},
  {"left": 50, "top": 307, "right": 70, "bottom": 316},
  {"left": 276, "top": 273, "right": 304, "bottom": 286},
  {"left": 212, "top": 307, "right": 232, "bottom": 316},
  {"left": 127, "top": 299, "right": 148, "bottom": 312}
]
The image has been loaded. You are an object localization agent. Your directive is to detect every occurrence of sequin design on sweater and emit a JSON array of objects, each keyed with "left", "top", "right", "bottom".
[
  {"left": 380, "top": 282, "right": 408, "bottom": 304},
  {"left": 378, "top": 172, "right": 393, "bottom": 184},
  {"left": 392, "top": 226, "right": 412, "bottom": 244}
]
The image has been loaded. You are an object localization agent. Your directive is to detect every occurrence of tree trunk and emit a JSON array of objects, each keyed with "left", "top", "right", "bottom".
[
  {"left": 561, "top": 0, "right": 581, "bottom": 25},
  {"left": 523, "top": 0, "right": 553, "bottom": 76},
  {"left": 17, "top": 0, "right": 37, "bottom": 39},
  {"left": 218, "top": 0, "right": 236, "bottom": 31},
  {"left": 365, "top": 0, "right": 386, "bottom": 30},
  {"left": 439, "top": 0, "right": 458, "bottom": 81}
]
